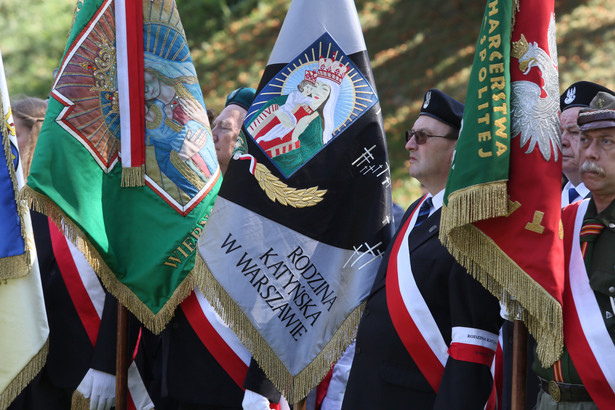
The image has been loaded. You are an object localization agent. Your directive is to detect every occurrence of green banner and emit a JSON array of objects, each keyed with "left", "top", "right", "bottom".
[
  {"left": 445, "top": 0, "right": 512, "bottom": 212},
  {"left": 23, "top": 0, "right": 220, "bottom": 333}
]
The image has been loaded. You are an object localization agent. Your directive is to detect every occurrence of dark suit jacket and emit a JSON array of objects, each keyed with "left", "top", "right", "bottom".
[
  {"left": 33, "top": 211, "right": 118, "bottom": 388},
  {"left": 8, "top": 212, "right": 120, "bottom": 410},
  {"left": 161, "top": 308, "right": 245, "bottom": 408},
  {"left": 342, "top": 198, "right": 502, "bottom": 409}
]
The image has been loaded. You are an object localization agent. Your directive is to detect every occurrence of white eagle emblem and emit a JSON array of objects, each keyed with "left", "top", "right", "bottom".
[
  {"left": 510, "top": 14, "right": 561, "bottom": 162},
  {"left": 564, "top": 86, "right": 576, "bottom": 105},
  {"left": 423, "top": 91, "right": 431, "bottom": 109}
]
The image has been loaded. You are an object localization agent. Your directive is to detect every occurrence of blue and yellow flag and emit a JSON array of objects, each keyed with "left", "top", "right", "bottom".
[{"left": 0, "top": 49, "right": 49, "bottom": 409}]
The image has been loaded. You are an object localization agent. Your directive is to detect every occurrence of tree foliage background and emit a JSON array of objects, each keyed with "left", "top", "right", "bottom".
[{"left": 2, "top": 0, "right": 614, "bottom": 206}]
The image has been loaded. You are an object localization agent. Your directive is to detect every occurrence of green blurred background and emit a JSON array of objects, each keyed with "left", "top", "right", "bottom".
[{"left": 2, "top": 0, "right": 614, "bottom": 208}]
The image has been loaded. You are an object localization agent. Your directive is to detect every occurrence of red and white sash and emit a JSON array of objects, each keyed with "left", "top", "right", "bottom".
[
  {"left": 48, "top": 219, "right": 153, "bottom": 409},
  {"left": 180, "top": 289, "right": 251, "bottom": 387},
  {"left": 386, "top": 197, "right": 448, "bottom": 391},
  {"left": 386, "top": 197, "right": 498, "bottom": 398},
  {"left": 563, "top": 199, "right": 615, "bottom": 408},
  {"left": 181, "top": 289, "right": 284, "bottom": 410}
]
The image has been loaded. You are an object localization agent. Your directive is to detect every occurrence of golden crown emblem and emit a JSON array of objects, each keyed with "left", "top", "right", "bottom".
[{"left": 511, "top": 34, "right": 530, "bottom": 59}]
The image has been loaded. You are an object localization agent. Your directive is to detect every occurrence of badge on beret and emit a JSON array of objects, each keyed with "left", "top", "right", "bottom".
[
  {"left": 564, "top": 87, "right": 576, "bottom": 105},
  {"left": 423, "top": 91, "right": 431, "bottom": 109}
]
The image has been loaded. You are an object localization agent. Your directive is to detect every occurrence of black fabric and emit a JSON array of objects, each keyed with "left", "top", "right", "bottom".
[
  {"left": 341, "top": 200, "right": 503, "bottom": 409},
  {"left": 161, "top": 309, "right": 244, "bottom": 408},
  {"left": 419, "top": 89, "right": 464, "bottom": 131},
  {"left": 560, "top": 81, "right": 615, "bottom": 111},
  {"left": 222, "top": 49, "right": 393, "bottom": 252},
  {"left": 8, "top": 211, "right": 121, "bottom": 409},
  {"left": 243, "top": 358, "right": 282, "bottom": 403}
]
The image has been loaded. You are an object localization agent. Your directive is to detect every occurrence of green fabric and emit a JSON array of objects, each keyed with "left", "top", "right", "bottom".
[
  {"left": 585, "top": 199, "right": 615, "bottom": 341},
  {"left": 444, "top": 0, "right": 512, "bottom": 200},
  {"left": 26, "top": 0, "right": 220, "bottom": 328}
]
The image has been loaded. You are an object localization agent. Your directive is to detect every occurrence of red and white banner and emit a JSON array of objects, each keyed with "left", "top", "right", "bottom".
[
  {"left": 563, "top": 200, "right": 615, "bottom": 409},
  {"left": 115, "top": 0, "right": 145, "bottom": 179}
]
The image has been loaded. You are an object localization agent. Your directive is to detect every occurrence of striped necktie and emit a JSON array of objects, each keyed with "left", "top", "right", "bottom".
[
  {"left": 414, "top": 197, "right": 433, "bottom": 227},
  {"left": 580, "top": 218, "right": 604, "bottom": 269},
  {"left": 568, "top": 187, "right": 579, "bottom": 204}
]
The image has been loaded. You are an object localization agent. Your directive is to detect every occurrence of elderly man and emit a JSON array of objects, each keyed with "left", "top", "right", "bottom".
[
  {"left": 212, "top": 87, "right": 255, "bottom": 175},
  {"left": 533, "top": 92, "right": 615, "bottom": 409},
  {"left": 341, "top": 89, "right": 503, "bottom": 409},
  {"left": 560, "top": 82, "right": 615, "bottom": 206}
]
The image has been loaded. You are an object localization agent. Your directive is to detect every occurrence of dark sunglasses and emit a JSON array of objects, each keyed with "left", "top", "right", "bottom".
[{"left": 405, "top": 129, "right": 457, "bottom": 144}]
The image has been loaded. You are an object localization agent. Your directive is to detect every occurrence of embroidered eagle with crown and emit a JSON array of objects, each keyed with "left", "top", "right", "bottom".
[{"left": 236, "top": 33, "right": 378, "bottom": 206}]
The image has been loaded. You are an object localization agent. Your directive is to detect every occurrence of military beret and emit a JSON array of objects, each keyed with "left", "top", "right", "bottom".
[
  {"left": 560, "top": 81, "right": 615, "bottom": 111},
  {"left": 577, "top": 91, "right": 615, "bottom": 131},
  {"left": 225, "top": 87, "right": 256, "bottom": 111},
  {"left": 419, "top": 89, "right": 464, "bottom": 133}
]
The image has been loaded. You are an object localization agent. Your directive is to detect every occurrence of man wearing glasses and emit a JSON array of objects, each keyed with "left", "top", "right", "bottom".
[{"left": 341, "top": 89, "right": 503, "bottom": 409}]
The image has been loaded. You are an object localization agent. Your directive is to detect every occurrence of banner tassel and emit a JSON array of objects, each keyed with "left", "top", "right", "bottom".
[
  {"left": 18, "top": 186, "right": 196, "bottom": 335},
  {"left": 194, "top": 253, "right": 362, "bottom": 403}
]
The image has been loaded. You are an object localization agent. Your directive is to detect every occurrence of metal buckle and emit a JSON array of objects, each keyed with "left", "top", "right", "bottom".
[{"left": 548, "top": 380, "right": 561, "bottom": 402}]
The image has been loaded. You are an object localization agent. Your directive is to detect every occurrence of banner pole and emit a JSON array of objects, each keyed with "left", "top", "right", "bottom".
[
  {"left": 116, "top": 302, "right": 129, "bottom": 410},
  {"left": 511, "top": 319, "right": 528, "bottom": 410}
]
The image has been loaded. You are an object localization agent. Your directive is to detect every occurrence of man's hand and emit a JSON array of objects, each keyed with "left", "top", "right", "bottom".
[{"left": 76, "top": 368, "right": 116, "bottom": 410}]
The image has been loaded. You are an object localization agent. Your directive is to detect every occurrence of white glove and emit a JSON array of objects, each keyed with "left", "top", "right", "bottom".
[
  {"left": 242, "top": 389, "right": 272, "bottom": 410},
  {"left": 76, "top": 368, "right": 116, "bottom": 410}
]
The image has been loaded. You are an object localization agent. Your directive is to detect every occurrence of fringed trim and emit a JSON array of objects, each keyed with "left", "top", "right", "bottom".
[
  {"left": 1, "top": 103, "right": 32, "bottom": 281},
  {"left": 71, "top": 390, "right": 90, "bottom": 410},
  {"left": 443, "top": 223, "right": 563, "bottom": 366},
  {"left": 194, "top": 253, "right": 362, "bottom": 404},
  {"left": 511, "top": 0, "right": 520, "bottom": 30},
  {"left": 440, "top": 181, "right": 508, "bottom": 239},
  {"left": 0, "top": 340, "right": 48, "bottom": 410},
  {"left": 0, "top": 255, "right": 30, "bottom": 281},
  {"left": 18, "top": 186, "right": 193, "bottom": 335},
  {"left": 121, "top": 166, "right": 145, "bottom": 187}
]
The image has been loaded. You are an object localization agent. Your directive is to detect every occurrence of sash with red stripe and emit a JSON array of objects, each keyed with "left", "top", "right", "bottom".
[
  {"left": 385, "top": 197, "right": 498, "bottom": 398},
  {"left": 48, "top": 219, "right": 153, "bottom": 409},
  {"left": 385, "top": 197, "right": 448, "bottom": 391},
  {"left": 181, "top": 289, "right": 282, "bottom": 410},
  {"left": 562, "top": 199, "right": 615, "bottom": 408}
]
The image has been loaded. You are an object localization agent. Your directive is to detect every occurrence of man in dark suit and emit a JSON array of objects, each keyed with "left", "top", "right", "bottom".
[{"left": 341, "top": 89, "right": 503, "bottom": 409}]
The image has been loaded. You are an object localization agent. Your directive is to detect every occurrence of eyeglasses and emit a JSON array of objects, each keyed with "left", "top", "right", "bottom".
[{"left": 405, "top": 129, "right": 456, "bottom": 144}]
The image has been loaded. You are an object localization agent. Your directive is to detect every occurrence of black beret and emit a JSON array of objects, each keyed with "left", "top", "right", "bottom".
[
  {"left": 419, "top": 89, "right": 464, "bottom": 132},
  {"left": 225, "top": 87, "right": 256, "bottom": 111},
  {"left": 577, "top": 91, "right": 615, "bottom": 131},
  {"left": 560, "top": 81, "right": 615, "bottom": 111}
]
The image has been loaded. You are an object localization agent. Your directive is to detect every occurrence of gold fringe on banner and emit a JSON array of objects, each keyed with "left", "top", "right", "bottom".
[
  {"left": 120, "top": 165, "right": 145, "bottom": 187},
  {"left": 440, "top": 183, "right": 563, "bottom": 367},
  {"left": 194, "top": 253, "right": 363, "bottom": 404},
  {"left": 18, "top": 186, "right": 195, "bottom": 335},
  {"left": 0, "top": 255, "right": 30, "bottom": 282},
  {"left": 71, "top": 390, "right": 89, "bottom": 410},
  {"left": 1, "top": 100, "right": 32, "bottom": 281},
  {"left": 0, "top": 340, "right": 48, "bottom": 410}
]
